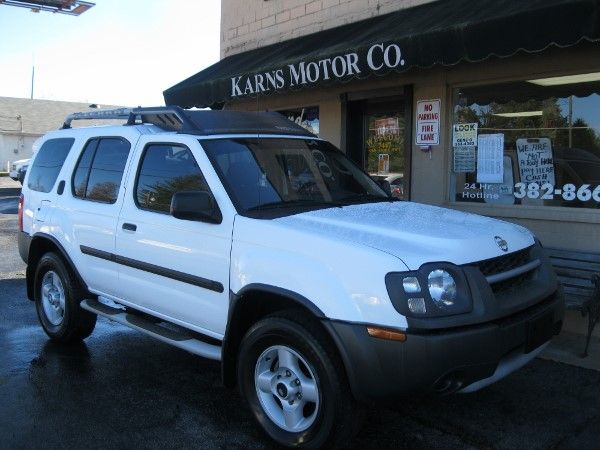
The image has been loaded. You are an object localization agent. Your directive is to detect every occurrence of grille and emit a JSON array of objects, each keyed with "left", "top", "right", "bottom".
[
  {"left": 475, "top": 246, "right": 532, "bottom": 277},
  {"left": 468, "top": 246, "right": 535, "bottom": 294},
  {"left": 489, "top": 270, "right": 534, "bottom": 294}
]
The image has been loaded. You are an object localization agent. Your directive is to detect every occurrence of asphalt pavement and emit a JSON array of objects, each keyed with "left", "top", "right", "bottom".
[{"left": 1, "top": 178, "right": 599, "bottom": 449}]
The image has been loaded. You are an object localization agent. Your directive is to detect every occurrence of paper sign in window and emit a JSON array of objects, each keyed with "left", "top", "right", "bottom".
[
  {"left": 452, "top": 123, "right": 478, "bottom": 147},
  {"left": 476, "top": 134, "right": 504, "bottom": 183},
  {"left": 453, "top": 147, "right": 476, "bottom": 173}
]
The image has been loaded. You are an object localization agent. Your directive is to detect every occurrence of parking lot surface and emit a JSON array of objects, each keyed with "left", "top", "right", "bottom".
[{"left": 1, "top": 180, "right": 599, "bottom": 449}]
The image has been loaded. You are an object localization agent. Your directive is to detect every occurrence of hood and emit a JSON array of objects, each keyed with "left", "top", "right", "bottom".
[{"left": 274, "top": 202, "right": 534, "bottom": 269}]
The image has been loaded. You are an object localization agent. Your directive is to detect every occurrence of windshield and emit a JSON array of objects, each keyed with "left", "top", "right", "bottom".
[{"left": 201, "top": 138, "right": 390, "bottom": 216}]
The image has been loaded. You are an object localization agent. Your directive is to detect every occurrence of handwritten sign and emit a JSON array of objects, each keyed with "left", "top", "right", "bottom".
[
  {"left": 415, "top": 99, "right": 440, "bottom": 145},
  {"left": 516, "top": 138, "right": 555, "bottom": 185}
]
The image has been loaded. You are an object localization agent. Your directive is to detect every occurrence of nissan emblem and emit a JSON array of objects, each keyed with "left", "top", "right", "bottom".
[{"left": 494, "top": 236, "right": 509, "bottom": 252}]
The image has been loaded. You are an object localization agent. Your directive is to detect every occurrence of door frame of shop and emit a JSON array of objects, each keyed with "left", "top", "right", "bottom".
[{"left": 341, "top": 86, "right": 413, "bottom": 200}]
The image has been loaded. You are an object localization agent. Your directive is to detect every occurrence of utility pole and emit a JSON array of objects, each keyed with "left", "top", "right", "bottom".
[{"left": 30, "top": 65, "right": 35, "bottom": 99}]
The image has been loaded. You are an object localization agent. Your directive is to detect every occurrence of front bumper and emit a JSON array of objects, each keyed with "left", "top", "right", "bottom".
[{"left": 322, "top": 289, "right": 564, "bottom": 403}]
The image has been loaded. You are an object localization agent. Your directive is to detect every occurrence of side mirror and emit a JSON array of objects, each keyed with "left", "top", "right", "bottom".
[
  {"left": 170, "top": 191, "right": 222, "bottom": 224},
  {"left": 372, "top": 177, "right": 392, "bottom": 196}
]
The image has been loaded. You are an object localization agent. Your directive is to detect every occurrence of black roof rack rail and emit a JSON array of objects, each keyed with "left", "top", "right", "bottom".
[
  {"left": 61, "top": 107, "right": 316, "bottom": 137},
  {"left": 62, "top": 107, "right": 132, "bottom": 128},
  {"left": 61, "top": 106, "right": 195, "bottom": 132}
]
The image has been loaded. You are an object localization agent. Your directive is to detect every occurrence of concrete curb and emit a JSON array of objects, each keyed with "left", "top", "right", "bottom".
[{"left": 539, "top": 331, "right": 600, "bottom": 371}]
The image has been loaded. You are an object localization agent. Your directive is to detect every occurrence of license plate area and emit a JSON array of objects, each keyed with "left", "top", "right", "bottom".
[{"left": 525, "top": 311, "right": 554, "bottom": 353}]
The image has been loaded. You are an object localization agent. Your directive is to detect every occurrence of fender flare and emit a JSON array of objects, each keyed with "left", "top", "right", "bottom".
[
  {"left": 232, "top": 284, "right": 326, "bottom": 318},
  {"left": 26, "top": 232, "right": 89, "bottom": 301},
  {"left": 221, "top": 283, "right": 325, "bottom": 387}
]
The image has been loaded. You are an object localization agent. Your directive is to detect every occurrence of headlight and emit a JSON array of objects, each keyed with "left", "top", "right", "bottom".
[
  {"left": 385, "top": 264, "right": 471, "bottom": 318},
  {"left": 402, "top": 276, "right": 420, "bottom": 293},
  {"left": 427, "top": 269, "right": 457, "bottom": 307}
]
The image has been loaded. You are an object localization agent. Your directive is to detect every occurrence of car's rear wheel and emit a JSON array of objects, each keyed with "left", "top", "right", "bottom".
[
  {"left": 237, "top": 311, "right": 361, "bottom": 448},
  {"left": 34, "top": 252, "right": 96, "bottom": 342}
]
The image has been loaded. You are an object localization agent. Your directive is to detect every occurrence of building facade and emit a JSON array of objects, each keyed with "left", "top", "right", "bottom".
[
  {"left": 0, "top": 97, "right": 121, "bottom": 171},
  {"left": 220, "top": 0, "right": 430, "bottom": 58},
  {"left": 165, "top": 0, "right": 600, "bottom": 259}
]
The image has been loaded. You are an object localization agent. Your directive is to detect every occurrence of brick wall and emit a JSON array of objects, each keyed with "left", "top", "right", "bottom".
[{"left": 221, "top": 0, "right": 437, "bottom": 58}]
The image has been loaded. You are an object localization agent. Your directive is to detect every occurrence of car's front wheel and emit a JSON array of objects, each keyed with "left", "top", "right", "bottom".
[{"left": 237, "top": 311, "right": 361, "bottom": 448}]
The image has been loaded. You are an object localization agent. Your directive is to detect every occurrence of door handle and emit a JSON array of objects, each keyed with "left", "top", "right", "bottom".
[{"left": 122, "top": 223, "right": 137, "bottom": 232}]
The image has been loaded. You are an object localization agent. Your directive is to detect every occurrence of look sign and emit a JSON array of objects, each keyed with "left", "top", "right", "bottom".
[{"left": 230, "top": 42, "right": 405, "bottom": 98}]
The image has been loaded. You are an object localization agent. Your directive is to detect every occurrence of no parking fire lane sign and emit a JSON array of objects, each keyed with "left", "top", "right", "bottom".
[{"left": 415, "top": 99, "right": 440, "bottom": 146}]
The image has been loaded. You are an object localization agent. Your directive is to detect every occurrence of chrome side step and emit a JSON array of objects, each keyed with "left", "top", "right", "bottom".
[{"left": 81, "top": 298, "right": 222, "bottom": 361}]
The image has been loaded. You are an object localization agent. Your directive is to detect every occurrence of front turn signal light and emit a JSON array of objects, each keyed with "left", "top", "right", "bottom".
[{"left": 366, "top": 326, "right": 407, "bottom": 342}]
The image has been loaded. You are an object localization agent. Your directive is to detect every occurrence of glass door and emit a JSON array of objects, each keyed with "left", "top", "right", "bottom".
[
  {"left": 345, "top": 92, "right": 411, "bottom": 200},
  {"left": 365, "top": 110, "right": 407, "bottom": 200}
]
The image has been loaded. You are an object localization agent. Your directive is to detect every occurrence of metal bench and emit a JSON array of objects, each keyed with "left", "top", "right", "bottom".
[{"left": 545, "top": 248, "right": 600, "bottom": 357}]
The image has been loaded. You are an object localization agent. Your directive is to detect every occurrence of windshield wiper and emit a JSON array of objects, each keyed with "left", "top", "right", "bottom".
[
  {"left": 341, "top": 193, "right": 400, "bottom": 204},
  {"left": 246, "top": 199, "right": 344, "bottom": 211}
]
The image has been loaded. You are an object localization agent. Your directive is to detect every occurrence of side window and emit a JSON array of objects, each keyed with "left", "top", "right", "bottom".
[
  {"left": 71, "top": 137, "right": 131, "bottom": 203},
  {"left": 72, "top": 139, "right": 98, "bottom": 198},
  {"left": 27, "top": 138, "right": 75, "bottom": 193},
  {"left": 136, "top": 144, "right": 209, "bottom": 213}
]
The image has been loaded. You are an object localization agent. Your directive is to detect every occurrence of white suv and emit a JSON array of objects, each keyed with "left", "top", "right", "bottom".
[{"left": 18, "top": 107, "right": 564, "bottom": 448}]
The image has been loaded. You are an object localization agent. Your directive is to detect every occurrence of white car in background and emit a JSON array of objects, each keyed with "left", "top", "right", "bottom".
[{"left": 10, "top": 158, "right": 31, "bottom": 184}]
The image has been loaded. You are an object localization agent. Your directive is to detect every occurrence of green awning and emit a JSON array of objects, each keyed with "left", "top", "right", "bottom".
[{"left": 163, "top": 0, "right": 600, "bottom": 108}]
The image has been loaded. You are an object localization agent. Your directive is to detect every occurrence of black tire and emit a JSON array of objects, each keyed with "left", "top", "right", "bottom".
[
  {"left": 34, "top": 252, "right": 96, "bottom": 342},
  {"left": 237, "top": 310, "right": 362, "bottom": 448}
]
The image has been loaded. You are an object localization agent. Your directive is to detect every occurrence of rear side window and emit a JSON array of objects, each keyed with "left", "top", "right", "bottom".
[
  {"left": 72, "top": 137, "right": 131, "bottom": 203},
  {"left": 27, "top": 138, "right": 74, "bottom": 193},
  {"left": 135, "top": 144, "right": 209, "bottom": 213}
]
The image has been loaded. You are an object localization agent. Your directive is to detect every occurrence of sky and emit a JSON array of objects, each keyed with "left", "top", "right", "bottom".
[{"left": 0, "top": 0, "right": 221, "bottom": 106}]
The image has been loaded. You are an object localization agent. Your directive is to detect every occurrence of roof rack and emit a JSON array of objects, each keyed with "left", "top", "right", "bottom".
[
  {"left": 61, "top": 106, "right": 194, "bottom": 132},
  {"left": 61, "top": 106, "right": 316, "bottom": 137}
]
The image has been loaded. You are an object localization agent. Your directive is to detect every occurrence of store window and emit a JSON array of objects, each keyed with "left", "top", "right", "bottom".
[
  {"left": 278, "top": 106, "right": 319, "bottom": 136},
  {"left": 451, "top": 73, "right": 600, "bottom": 209}
]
